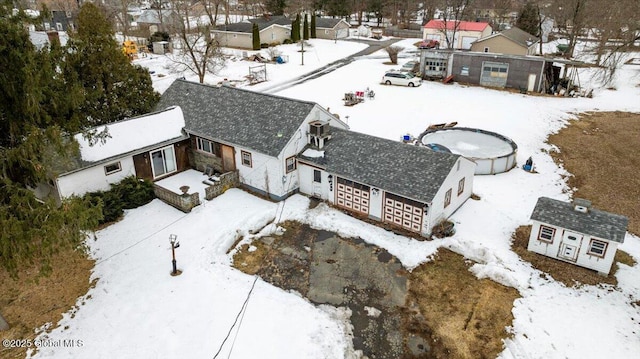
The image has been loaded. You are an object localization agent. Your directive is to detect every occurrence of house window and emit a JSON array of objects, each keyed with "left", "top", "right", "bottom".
[
  {"left": 461, "top": 66, "right": 469, "bottom": 76},
  {"left": 313, "top": 169, "right": 321, "bottom": 183},
  {"left": 457, "top": 178, "right": 465, "bottom": 196},
  {"left": 537, "top": 225, "right": 555, "bottom": 243},
  {"left": 196, "top": 137, "right": 217, "bottom": 155},
  {"left": 104, "top": 162, "right": 122, "bottom": 175},
  {"left": 241, "top": 150, "right": 252, "bottom": 167},
  {"left": 150, "top": 146, "right": 177, "bottom": 178},
  {"left": 587, "top": 239, "right": 608, "bottom": 257},
  {"left": 233, "top": 34, "right": 237, "bottom": 38},
  {"left": 271, "top": 33, "right": 275, "bottom": 40},
  {"left": 484, "top": 47, "right": 489, "bottom": 52},
  {"left": 285, "top": 156, "right": 296, "bottom": 173},
  {"left": 444, "top": 189, "right": 452, "bottom": 208},
  {"left": 56, "top": 22, "right": 63, "bottom": 31},
  {"left": 325, "top": 30, "right": 329, "bottom": 34},
  {"left": 44, "top": 22, "right": 51, "bottom": 30}
]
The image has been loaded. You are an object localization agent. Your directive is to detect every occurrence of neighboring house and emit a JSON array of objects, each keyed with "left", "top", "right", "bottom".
[
  {"left": 470, "top": 27, "right": 539, "bottom": 55},
  {"left": 296, "top": 126, "right": 476, "bottom": 236},
  {"left": 423, "top": 19, "right": 492, "bottom": 50},
  {"left": 155, "top": 79, "right": 349, "bottom": 200},
  {"left": 42, "top": 10, "right": 75, "bottom": 32},
  {"left": 136, "top": 9, "right": 181, "bottom": 36},
  {"left": 47, "top": 106, "right": 189, "bottom": 200},
  {"left": 528, "top": 197, "right": 628, "bottom": 275},
  {"left": 314, "top": 17, "right": 350, "bottom": 40},
  {"left": 212, "top": 15, "right": 292, "bottom": 49}
]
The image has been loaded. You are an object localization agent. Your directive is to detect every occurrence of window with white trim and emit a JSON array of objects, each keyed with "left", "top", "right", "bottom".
[
  {"left": 444, "top": 189, "right": 452, "bottom": 208},
  {"left": 285, "top": 156, "right": 296, "bottom": 173},
  {"left": 150, "top": 146, "right": 177, "bottom": 178},
  {"left": 104, "top": 162, "right": 122, "bottom": 175},
  {"left": 483, "top": 47, "right": 489, "bottom": 52},
  {"left": 457, "top": 178, "right": 465, "bottom": 196},
  {"left": 313, "top": 169, "right": 321, "bottom": 183},
  {"left": 587, "top": 239, "right": 608, "bottom": 257},
  {"left": 196, "top": 137, "right": 216, "bottom": 155},
  {"left": 538, "top": 225, "right": 555, "bottom": 243},
  {"left": 241, "top": 150, "right": 252, "bottom": 167},
  {"left": 460, "top": 66, "right": 469, "bottom": 76}
]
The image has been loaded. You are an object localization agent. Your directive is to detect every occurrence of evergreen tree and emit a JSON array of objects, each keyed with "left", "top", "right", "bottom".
[
  {"left": 252, "top": 22, "right": 261, "bottom": 50},
  {"left": 292, "top": 14, "right": 301, "bottom": 42},
  {"left": 65, "top": 3, "right": 159, "bottom": 126},
  {"left": 310, "top": 13, "right": 317, "bottom": 38},
  {"left": 303, "top": 14, "right": 310, "bottom": 40},
  {"left": 516, "top": 2, "right": 541, "bottom": 37},
  {"left": 0, "top": 4, "right": 102, "bottom": 277}
]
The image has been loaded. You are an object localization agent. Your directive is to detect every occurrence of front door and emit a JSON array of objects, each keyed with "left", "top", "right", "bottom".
[
  {"left": 221, "top": 144, "right": 235, "bottom": 172},
  {"left": 558, "top": 231, "right": 582, "bottom": 262}
]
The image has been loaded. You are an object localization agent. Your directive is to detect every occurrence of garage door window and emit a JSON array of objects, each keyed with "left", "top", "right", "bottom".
[
  {"left": 383, "top": 193, "right": 425, "bottom": 233},
  {"left": 336, "top": 177, "right": 369, "bottom": 214}
]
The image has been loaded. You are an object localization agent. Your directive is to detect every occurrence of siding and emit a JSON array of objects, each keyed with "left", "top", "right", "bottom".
[
  {"left": 452, "top": 54, "right": 545, "bottom": 92},
  {"left": 470, "top": 36, "right": 528, "bottom": 55},
  {"left": 57, "top": 157, "right": 137, "bottom": 198}
]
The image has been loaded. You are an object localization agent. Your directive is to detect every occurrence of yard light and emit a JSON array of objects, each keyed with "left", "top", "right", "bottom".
[{"left": 170, "top": 234, "right": 181, "bottom": 276}]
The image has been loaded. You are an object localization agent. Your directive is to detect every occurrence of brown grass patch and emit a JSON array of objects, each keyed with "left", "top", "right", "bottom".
[
  {"left": 511, "top": 225, "right": 636, "bottom": 287},
  {"left": 0, "top": 248, "right": 94, "bottom": 359},
  {"left": 548, "top": 111, "right": 640, "bottom": 235},
  {"left": 406, "top": 248, "right": 519, "bottom": 359},
  {"left": 233, "top": 241, "right": 270, "bottom": 275}
]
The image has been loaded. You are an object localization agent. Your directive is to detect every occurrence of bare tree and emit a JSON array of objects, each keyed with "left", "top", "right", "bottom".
[
  {"left": 550, "top": 0, "right": 592, "bottom": 58},
  {"left": 384, "top": 45, "right": 404, "bottom": 64},
  {"left": 101, "top": 0, "right": 137, "bottom": 38},
  {"left": 165, "top": 0, "right": 226, "bottom": 83},
  {"left": 436, "top": 0, "right": 473, "bottom": 49}
]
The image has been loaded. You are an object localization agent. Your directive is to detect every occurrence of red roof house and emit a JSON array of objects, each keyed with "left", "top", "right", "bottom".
[{"left": 423, "top": 20, "right": 492, "bottom": 49}]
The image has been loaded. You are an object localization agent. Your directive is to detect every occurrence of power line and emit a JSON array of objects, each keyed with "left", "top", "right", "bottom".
[
  {"left": 213, "top": 275, "right": 259, "bottom": 359},
  {"left": 94, "top": 212, "right": 189, "bottom": 266}
]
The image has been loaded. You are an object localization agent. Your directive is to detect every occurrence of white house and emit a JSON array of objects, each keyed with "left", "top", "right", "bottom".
[
  {"left": 296, "top": 124, "right": 476, "bottom": 237},
  {"left": 48, "top": 106, "right": 189, "bottom": 200},
  {"left": 528, "top": 197, "right": 628, "bottom": 275},
  {"left": 155, "top": 79, "right": 349, "bottom": 200},
  {"left": 211, "top": 15, "right": 292, "bottom": 49}
]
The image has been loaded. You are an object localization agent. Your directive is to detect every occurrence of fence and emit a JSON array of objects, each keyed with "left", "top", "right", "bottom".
[
  {"left": 205, "top": 170, "right": 240, "bottom": 200},
  {"left": 383, "top": 26, "right": 423, "bottom": 39},
  {"left": 153, "top": 184, "right": 200, "bottom": 213}
]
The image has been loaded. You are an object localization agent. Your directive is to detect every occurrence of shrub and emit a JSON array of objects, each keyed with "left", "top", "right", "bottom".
[
  {"left": 283, "top": 38, "right": 292, "bottom": 44},
  {"left": 268, "top": 41, "right": 281, "bottom": 47},
  {"left": 260, "top": 43, "right": 269, "bottom": 48},
  {"left": 84, "top": 176, "right": 155, "bottom": 225}
]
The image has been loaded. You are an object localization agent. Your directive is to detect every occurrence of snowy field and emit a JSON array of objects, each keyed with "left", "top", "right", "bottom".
[{"left": 28, "top": 38, "right": 640, "bottom": 359}]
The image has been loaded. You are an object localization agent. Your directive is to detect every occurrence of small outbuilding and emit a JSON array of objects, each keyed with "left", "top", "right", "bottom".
[
  {"left": 528, "top": 197, "right": 628, "bottom": 275},
  {"left": 314, "top": 17, "right": 350, "bottom": 40},
  {"left": 470, "top": 27, "right": 539, "bottom": 55}
]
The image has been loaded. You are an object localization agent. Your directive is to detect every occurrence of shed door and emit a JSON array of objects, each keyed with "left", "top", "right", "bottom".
[
  {"left": 461, "top": 36, "right": 476, "bottom": 49},
  {"left": 336, "top": 177, "right": 369, "bottom": 215},
  {"left": 480, "top": 61, "right": 509, "bottom": 88},
  {"left": 383, "top": 193, "right": 424, "bottom": 233},
  {"left": 558, "top": 231, "right": 582, "bottom": 262}
]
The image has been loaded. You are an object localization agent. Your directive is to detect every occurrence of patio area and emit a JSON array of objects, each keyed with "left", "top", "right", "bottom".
[{"left": 156, "top": 169, "right": 210, "bottom": 202}]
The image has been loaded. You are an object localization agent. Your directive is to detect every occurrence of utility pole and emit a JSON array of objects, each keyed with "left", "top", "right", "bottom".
[{"left": 301, "top": 39, "right": 304, "bottom": 65}]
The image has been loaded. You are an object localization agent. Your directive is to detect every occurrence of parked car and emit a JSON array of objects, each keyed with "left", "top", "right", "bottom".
[
  {"left": 418, "top": 40, "right": 440, "bottom": 49},
  {"left": 400, "top": 60, "right": 420, "bottom": 74},
  {"left": 382, "top": 71, "right": 422, "bottom": 87}
]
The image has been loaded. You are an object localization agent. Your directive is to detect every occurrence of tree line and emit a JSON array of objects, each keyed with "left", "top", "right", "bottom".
[{"left": 0, "top": 0, "right": 159, "bottom": 276}]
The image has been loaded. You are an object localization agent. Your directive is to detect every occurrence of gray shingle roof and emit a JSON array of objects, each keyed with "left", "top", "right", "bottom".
[
  {"left": 501, "top": 27, "right": 539, "bottom": 47},
  {"left": 530, "top": 197, "right": 628, "bottom": 243},
  {"left": 155, "top": 79, "right": 316, "bottom": 157},
  {"left": 298, "top": 128, "right": 461, "bottom": 204},
  {"left": 217, "top": 15, "right": 291, "bottom": 33},
  {"left": 315, "top": 17, "right": 343, "bottom": 29}
]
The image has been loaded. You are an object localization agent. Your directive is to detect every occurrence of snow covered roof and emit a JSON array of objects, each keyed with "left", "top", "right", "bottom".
[
  {"left": 424, "top": 19, "right": 490, "bottom": 32},
  {"left": 156, "top": 80, "right": 317, "bottom": 157},
  {"left": 315, "top": 17, "right": 348, "bottom": 29},
  {"left": 75, "top": 106, "right": 186, "bottom": 163},
  {"left": 530, "top": 197, "right": 628, "bottom": 243},
  {"left": 297, "top": 128, "right": 462, "bottom": 204},
  {"left": 219, "top": 15, "right": 292, "bottom": 33}
]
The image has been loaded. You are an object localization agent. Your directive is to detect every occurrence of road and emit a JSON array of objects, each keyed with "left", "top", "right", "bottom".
[{"left": 262, "top": 37, "right": 403, "bottom": 94}]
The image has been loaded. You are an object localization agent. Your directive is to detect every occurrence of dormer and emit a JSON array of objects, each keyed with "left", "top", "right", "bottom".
[{"left": 308, "top": 121, "right": 331, "bottom": 149}]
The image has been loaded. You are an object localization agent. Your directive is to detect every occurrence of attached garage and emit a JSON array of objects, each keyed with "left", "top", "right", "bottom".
[
  {"left": 336, "top": 177, "right": 370, "bottom": 215},
  {"left": 480, "top": 61, "right": 509, "bottom": 88},
  {"left": 383, "top": 193, "right": 425, "bottom": 233}
]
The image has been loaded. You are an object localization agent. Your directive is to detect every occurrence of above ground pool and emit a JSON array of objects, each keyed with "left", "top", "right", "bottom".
[{"left": 419, "top": 127, "right": 518, "bottom": 175}]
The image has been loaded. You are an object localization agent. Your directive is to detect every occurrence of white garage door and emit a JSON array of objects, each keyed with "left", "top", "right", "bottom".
[
  {"left": 383, "top": 193, "right": 424, "bottom": 233},
  {"left": 336, "top": 177, "right": 370, "bottom": 215},
  {"left": 461, "top": 36, "right": 477, "bottom": 49}
]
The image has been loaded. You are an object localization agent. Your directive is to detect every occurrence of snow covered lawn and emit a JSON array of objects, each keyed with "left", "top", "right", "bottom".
[{"left": 29, "top": 39, "right": 640, "bottom": 359}]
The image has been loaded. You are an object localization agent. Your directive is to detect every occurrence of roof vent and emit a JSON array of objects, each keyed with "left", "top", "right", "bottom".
[
  {"left": 308, "top": 121, "right": 331, "bottom": 149},
  {"left": 573, "top": 198, "right": 592, "bottom": 213}
]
